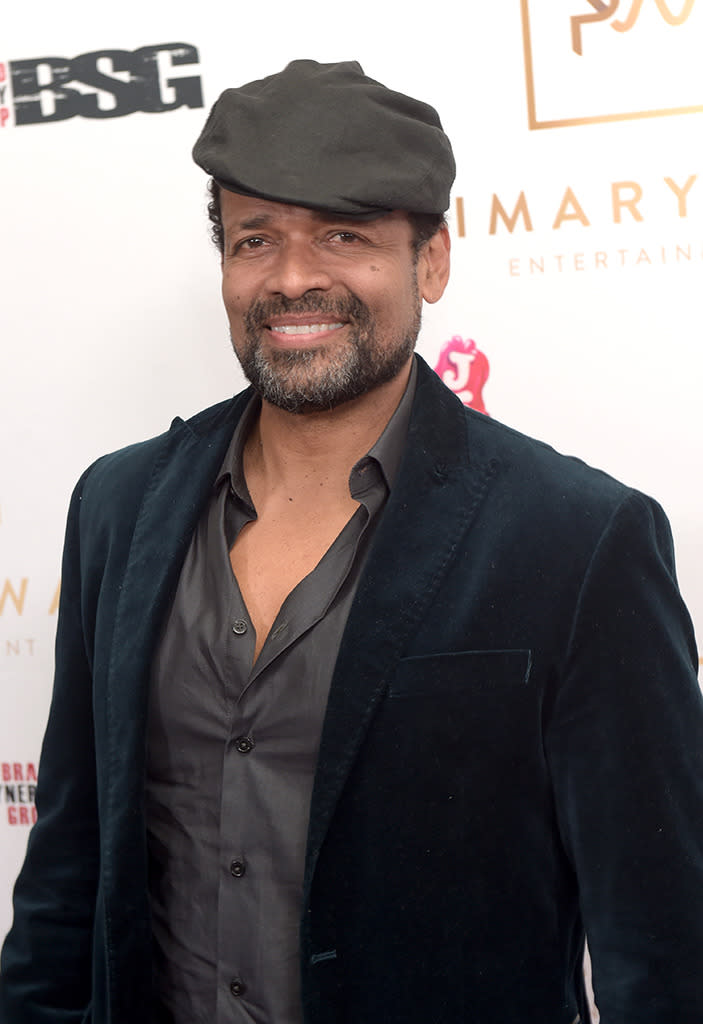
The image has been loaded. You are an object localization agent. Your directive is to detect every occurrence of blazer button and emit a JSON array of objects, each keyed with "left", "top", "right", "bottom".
[
  {"left": 232, "top": 619, "right": 248, "bottom": 635},
  {"left": 230, "top": 859, "right": 246, "bottom": 878},
  {"left": 235, "top": 736, "right": 254, "bottom": 754},
  {"left": 230, "top": 978, "right": 246, "bottom": 997}
]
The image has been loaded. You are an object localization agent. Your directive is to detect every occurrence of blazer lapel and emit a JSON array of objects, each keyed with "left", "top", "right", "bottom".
[{"left": 304, "top": 358, "right": 500, "bottom": 893}]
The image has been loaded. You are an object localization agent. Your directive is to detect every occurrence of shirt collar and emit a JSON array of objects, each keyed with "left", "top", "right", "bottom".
[
  {"left": 349, "top": 357, "right": 417, "bottom": 498},
  {"left": 215, "top": 392, "right": 260, "bottom": 509}
]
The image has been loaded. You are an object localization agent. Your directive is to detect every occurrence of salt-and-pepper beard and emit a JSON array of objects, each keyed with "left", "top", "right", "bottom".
[{"left": 235, "top": 286, "right": 422, "bottom": 414}]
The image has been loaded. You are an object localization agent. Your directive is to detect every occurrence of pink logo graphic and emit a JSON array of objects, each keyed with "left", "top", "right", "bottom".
[{"left": 434, "top": 335, "right": 490, "bottom": 415}]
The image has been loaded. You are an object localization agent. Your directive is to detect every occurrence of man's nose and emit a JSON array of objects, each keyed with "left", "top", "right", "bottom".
[{"left": 264, "top": 240, "right": 334, "bottom": 298}]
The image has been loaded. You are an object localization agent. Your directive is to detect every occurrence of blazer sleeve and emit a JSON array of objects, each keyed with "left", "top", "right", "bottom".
[
  {"left": 546, "top": 491, "right": 703, "bottom": 1022},
  {"left": 0, "top": 471, "right": 99, "bottom": 1023}
]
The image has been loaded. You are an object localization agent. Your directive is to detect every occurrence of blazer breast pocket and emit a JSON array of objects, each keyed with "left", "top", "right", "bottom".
[
  {"left": 388, "top": 648, "right": 533, "bottom": 700},
  {"left": 359, "top": 648, "right": 541, "bottom": 832}
]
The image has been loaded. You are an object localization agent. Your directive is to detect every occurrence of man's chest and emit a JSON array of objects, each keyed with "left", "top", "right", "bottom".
[{"left": 228, "top": 502, "right": 358, "bottom": 661}]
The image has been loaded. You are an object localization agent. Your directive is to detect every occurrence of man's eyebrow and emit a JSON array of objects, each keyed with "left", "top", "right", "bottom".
[{"left": 235, "top": 214, "right": 273, "bottom": 232}]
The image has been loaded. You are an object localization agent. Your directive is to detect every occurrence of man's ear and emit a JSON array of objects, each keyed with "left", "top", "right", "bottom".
[{"left": 417, "top": 224, "right": 451, "bottom": 304}]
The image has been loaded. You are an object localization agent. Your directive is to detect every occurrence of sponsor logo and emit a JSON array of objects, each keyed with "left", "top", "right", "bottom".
[
  {"left": 0, "top": 578, "right": 60, "bottom": 616},
  {"left": 521, "top": 0, "right": 702, "bottom": 128},
  {"left": 571, "top": 0, "right": 696, "bottom": 56},
  {"left": 2, "top": 762, "right": 37, "bottom": 826},
  {"left": 0, "top": 63, "right": 8, "bottom": 128},
  {"left": 0, "top": 42, "right": 202, "bottom": 128},
  {"left": 1, "top": 577, "right": 60, "bottom": 658},
  {"left": 434, "top": 336, "right": 490, "bottom": 414},
  {"left": 452, "top": 172, "right": 702, "bottom": 276},
  {"left": 454, "top": 174, "right": 698, "bottom": 236}
]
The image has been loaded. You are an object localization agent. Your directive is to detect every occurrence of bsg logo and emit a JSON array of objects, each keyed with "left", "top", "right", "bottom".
[
  {"left": 572, "top": 0, "right": 696, "bottom": 55},
  {"left": 1, "top": 42, "right": 202, "bottom": 127}
]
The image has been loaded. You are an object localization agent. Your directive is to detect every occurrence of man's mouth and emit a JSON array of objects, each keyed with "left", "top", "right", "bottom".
[{"left": 269, "top": 322, "right": 345, "bottom": 336}]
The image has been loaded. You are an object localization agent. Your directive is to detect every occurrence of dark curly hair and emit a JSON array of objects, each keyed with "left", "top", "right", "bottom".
[{"left": 206, "top": 179, "right": 445, "bottom": 256}]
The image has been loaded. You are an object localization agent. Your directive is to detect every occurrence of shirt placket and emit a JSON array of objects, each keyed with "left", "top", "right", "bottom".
[
  {"left": 215, "top": 501, "right": 259, "bottom": 1021},
  {"left": 214, "top": 497, "right": 371, "bottom": 1022}
]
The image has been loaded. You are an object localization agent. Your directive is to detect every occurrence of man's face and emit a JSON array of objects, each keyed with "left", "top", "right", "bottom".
[{"left": 219, "top": 190, "right": 448, "bottom": 413}]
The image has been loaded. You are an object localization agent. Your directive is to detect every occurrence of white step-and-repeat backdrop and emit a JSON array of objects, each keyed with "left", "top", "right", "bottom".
[{"left": 1, "top": 0, "right": 701, "bottom": 990}]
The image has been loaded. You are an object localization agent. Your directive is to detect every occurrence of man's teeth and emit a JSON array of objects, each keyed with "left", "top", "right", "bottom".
[{"left": 270, "top": 322, "right": 344, "bottom": 335}]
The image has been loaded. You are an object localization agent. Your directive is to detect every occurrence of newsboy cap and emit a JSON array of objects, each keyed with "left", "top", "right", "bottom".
[{"left": 192, "top": 59, "right": 455, "bottom": 216}]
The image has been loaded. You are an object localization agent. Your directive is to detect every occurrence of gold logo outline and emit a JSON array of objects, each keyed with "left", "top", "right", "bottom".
[{"left": 521, "top": 0, "right": 703, "bottom": 129}]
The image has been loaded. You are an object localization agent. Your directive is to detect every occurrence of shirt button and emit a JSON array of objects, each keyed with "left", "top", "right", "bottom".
[
  {"left": 230, "top": 979, "right": 246, "bottom": 997},
  {"left": 235, "top": 735, "right": 254, "bottom": 754},
  {"left": 230, "top": 859, "right": 246, "bottom": 878},
  {"left": 232, "top": 619, "right": 248, "bottom": 635}
]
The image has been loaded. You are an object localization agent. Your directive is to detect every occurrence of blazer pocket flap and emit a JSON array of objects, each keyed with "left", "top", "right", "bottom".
[{"left": 389, "top": 649, "right": 532, "bottom": 699}]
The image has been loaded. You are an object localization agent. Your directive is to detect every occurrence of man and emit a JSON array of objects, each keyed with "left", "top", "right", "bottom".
[{"left": 1, "top": 59, "right": 702, "bottom": 1024}]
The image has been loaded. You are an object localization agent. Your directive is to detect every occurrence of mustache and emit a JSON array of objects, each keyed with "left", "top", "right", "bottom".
[{"left": 244, "top": 291, "right": 370, "bottom": 331}]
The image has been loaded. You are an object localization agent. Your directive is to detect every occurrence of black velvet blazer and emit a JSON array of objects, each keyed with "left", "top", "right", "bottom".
[{"left": 2, "top": 357, "right": 702, "bottom": 1024}]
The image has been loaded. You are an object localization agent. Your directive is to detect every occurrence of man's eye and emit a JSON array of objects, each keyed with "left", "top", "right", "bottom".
[
  {"left": 331, "top": 231, "right": 361, "bottom": 244},
  {"left": 235, "top": 236, "right": 267, "bottom": 253}
]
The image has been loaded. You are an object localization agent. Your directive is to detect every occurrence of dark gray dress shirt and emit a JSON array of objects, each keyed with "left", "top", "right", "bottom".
[{"left": 146, "top": 364, "right": 416, "bottom": 1024}]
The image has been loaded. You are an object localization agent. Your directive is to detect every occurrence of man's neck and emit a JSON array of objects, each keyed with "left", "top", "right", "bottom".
[{"left": 243, "top": 358, "right": 413, "bottom": 502}]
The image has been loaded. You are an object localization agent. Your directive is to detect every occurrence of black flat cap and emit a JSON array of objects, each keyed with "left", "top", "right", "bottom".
[{"left": 193, "top": 59, "right": 455, "bottom": 216}]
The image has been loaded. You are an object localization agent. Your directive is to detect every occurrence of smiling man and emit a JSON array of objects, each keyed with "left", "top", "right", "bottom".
[{"left": 2, "top": 59, "right": 703, "bottom": 1024}]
